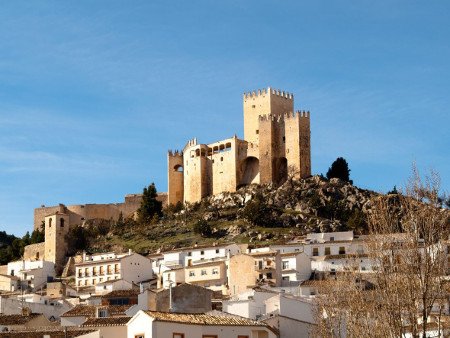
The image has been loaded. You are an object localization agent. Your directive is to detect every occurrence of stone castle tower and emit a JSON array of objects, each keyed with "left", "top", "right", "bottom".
[
  {"left": 168, "top": 87, "right": 311, "bottom": 205},
  {"left": 44, "top": 205, "right": 70, "bottom": 274}
]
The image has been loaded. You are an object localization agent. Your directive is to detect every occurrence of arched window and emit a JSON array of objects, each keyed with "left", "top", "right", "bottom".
[
  {"left": 48, "top": 218, "right": 52, "bottom": 228},
  {"left": 60, "top": 218, "right": 65, "bottom": 227},
  {"left": 174, "top": 165, "right": 184, "bottom": 172}
]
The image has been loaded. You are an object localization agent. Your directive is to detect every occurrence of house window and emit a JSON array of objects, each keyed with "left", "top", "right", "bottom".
[
  {"left": 200, "top": 251, "right": 204, "bottom": 255},
  {"left": 215, "top": 249, "right": 219, "bottom": 254},
  {"left": 339, "top": 247, "right": 346, "bottom": 255},
  {"left": 201, "top": 270, "right": 207, "bottom": 276},
  {"left": 282, "top": 261, "right": 289, "bottom": 270},
  {"left": 48, "top": 218, "right": 52, "bottom": 228},
  {"left": 330, "top": 237, "right": 335, "bottom": 241},
  {"left": 256, "top": 130, "right": 259, "bottom": 134},
  {"left": 187, "top": 252, "right": 192, "bottom": 256},
  {"left": 312, "top": 247, "right": 319, "bottom": 256},
  {"left": 266, "top": 272, "right": 272, "bottom": 279},
  {"left": 173, "top": 334, "right": 185, "bottom": 338},
  {"left": 134, "top": 335, "right": 145, "bottom": 338},
  {"left": 212, "top": 268, "right": 218, "bottom": 275},
  {"left": 189, "top": 271, "right": 195, "bottom": 277},
  {"left": 60, "top": 218, "right": 65, "bottom": 227},
  {"left": 325, "top": 247, "right": 331, "bottom": 255}
]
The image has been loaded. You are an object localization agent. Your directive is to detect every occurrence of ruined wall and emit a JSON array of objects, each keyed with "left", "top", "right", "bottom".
[{"left": 23, "top": 242, "right": 45, "bottom": 261}]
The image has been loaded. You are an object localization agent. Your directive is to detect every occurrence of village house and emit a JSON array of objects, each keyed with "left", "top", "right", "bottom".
[
  {"left": 127, "top": 283, "right": 213, "bottom": 316},
  {"left": 229, "top": 251, "right": 282, "bottom": 296},
  {"left": 0, "top": 274, "right": 19, "bottom": 292},
  {"left": 75, "top": 251, "right": 152, "bottom": 289},
  {"left": 6, "top": 260, "right": 55, "bottom": 291},
  {"left": 60, "top": 304, "right": 131, "bottom": 327},
  {"left": 127, "top": 310, "right": 278, "bottom": 338},
  {"left": 184, "top": 260, "right": 228, "bottom": 294}
]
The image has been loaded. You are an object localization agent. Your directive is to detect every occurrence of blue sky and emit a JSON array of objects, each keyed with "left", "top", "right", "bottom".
[{"left": 0, "top": 1, "right": 449, "bottom": 236}]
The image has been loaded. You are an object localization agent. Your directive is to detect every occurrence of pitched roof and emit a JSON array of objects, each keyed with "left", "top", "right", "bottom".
[
  {"left": 143, "top": 311, "right": 265, "bottom": 327},
  {"left": 82, "top": 316, "right": 131, "bottom": 327},
  {"left": 102, "top": 289, "right": 139, "bottom": 298},
  {"left": 0, "top": 314, "right": 43, "bottom": 325},
  {"left": 61, "top": 305, "right": 131, "bottom": 317},
  {"left": 0, "top": 330, "right": 96, "bottom": 338}
]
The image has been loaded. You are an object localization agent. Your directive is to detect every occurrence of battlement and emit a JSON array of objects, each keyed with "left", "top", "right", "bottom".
[
  {"left": 168, "top": 150, "right": 183, "bottom": 157},
  {"left": 296, "top": 110, "right": 310, "bottom": 118},
  {"left": 183, "top": 138, "right": 198, "bottom": 152},
  {"left": 258, "top": 110, "right": 310, "bottom": 123},
  {"left": 243, "top": 87, "right": 293, "bottom": 100}
]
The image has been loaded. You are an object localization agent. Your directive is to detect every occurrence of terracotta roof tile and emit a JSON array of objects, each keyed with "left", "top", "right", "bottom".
[
  {"left": 0, "top": 329, "right": 96, "bottom": 337},
  {"left": 144, "top": 311, "right": 265, "bottom": 326},
  {"left": 102, "top": 289, "right": 139, "bottom": 298},
  {"left": 0, "top": 314, "right": 41, "bottom": 325},
  {"left": 82, "top": 316, "right": 131, "bottom": 327},
  {"left": 61, "top": 305, "right": 131, "bottom": 317}
]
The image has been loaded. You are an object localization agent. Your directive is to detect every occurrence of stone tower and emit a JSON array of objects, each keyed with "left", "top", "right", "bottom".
[
  {"left": 243, "top": 87, "right": 294, "bottom": 145},
  {"left": 167, "top": 150, "right": 184, "bottom": 205},
  {"left": 44, "top": 205, "right": 70, "bottom": 274}
]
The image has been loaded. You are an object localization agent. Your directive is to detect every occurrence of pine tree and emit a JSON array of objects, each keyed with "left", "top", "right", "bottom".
[
  {"left": 137, "top": 183, "right": 162, "bottom": 224},
  {"left": 326, "top": 157, "right": 352, "bottom": 183}
]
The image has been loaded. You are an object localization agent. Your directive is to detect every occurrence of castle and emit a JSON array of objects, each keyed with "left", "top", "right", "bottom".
[
  {"left": 168, "top": 87, "right": 311, "bottom": 205},
  {"left": 27, "top": 86, "right": 311, "bottom": 273}
]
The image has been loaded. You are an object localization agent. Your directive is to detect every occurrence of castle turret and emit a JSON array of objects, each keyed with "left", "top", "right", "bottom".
[{"left": 167, "top": 150, "right": 184, "bottom": 205}]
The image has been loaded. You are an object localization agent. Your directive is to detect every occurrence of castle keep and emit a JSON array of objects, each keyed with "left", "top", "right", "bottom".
[{"left": 168, "top": 87, "right": 311, "bottom": 205}]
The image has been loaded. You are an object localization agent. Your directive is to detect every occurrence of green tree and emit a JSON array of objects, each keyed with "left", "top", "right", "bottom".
[
  {"left": 137, "top": 183, "right": 163, "bottom": 224},
  {"left": 387, "top": 185, "right": 398, "bottom": 195},
  {"left": 326, "top": 157, "right": 352, "bottom": 183},
  {"left": 193, "top": 219, "right": 213, "bottom": 237}
]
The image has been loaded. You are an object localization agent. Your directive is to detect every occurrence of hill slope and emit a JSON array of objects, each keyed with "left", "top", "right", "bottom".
[{"left": 70, "top": 175, "right": 378, "bottom": 254}]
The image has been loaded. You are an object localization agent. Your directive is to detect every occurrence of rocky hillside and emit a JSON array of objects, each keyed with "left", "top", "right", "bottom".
[{"left": 71, "top": 175, "right": 378, "bottom": 255}]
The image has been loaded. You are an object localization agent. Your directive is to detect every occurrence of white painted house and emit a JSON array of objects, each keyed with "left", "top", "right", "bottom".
[
  {"left": 7, "top": 260, "right": 55, "bottom": 291},
  {"left": 75, "top": 251, "right": 152, "bottom": 288},
  {"left": 127, "top": 310, "right": 278, "bottom": 338}
]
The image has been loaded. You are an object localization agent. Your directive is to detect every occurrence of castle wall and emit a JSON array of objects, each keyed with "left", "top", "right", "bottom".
[
  {"left": 33, "top": 193, "right": 167, "bottom": 230},
  {"left": 209, "top": 137, "right": 238, "bottom": 196}
]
